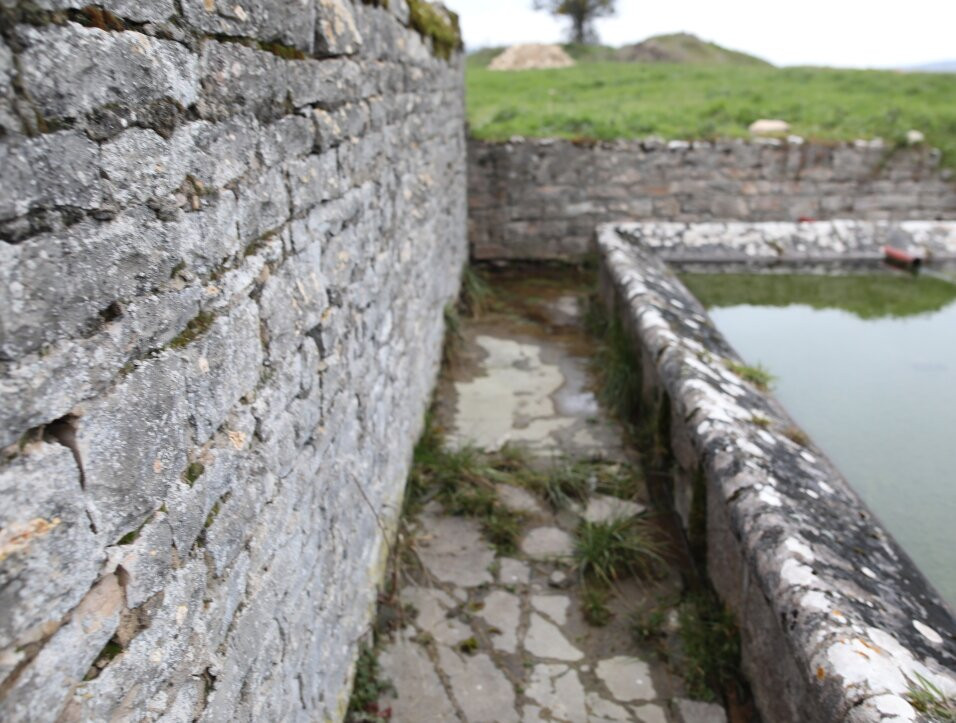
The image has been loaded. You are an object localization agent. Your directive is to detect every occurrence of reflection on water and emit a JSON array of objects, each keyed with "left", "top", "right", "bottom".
[{"left": 683, "top": 271, "right": 956, "bottom": 605}]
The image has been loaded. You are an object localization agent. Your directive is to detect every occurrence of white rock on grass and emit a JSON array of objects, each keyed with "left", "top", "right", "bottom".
[
  {"left": 749, "top": 119, "right": 790, "bottom": 136},
  {"left": 497, "top": 483, "right": 545, "bottom": 514},
  {"left": 436, "top": 648, "right": 519, "bottom": 723},
  {"left": 416, "top": 509, "right": 495, "bottom": 587},
  {"left": 570, "top": 493, "right": 646, "bottom": 523},
  {"left": 379, "top": 638, "right": 458, "bottom": 723},
  {"left": 477, "top": 590, "right": 521, "bottom": 653}
]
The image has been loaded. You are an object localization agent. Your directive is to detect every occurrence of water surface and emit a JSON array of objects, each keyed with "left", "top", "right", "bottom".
[{"left": 682, "top": 272, "right": 956, "bottom": 605}]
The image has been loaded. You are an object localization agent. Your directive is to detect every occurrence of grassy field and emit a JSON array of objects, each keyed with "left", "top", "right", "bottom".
[{"left": 467, "top": 62, "right": 956, "bottom": 167}]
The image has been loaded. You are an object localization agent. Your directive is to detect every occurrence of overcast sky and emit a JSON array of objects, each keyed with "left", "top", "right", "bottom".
[{"left": 442, "top": 0, "right": 956, "bottom": 69}]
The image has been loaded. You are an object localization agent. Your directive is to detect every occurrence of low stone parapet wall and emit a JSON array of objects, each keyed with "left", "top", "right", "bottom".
[
  {"left": 596, "top": 222, "right": 956, "bottom": 722},
  {"left": 470, "top": 137, "right": 956, "bottom": 260}
]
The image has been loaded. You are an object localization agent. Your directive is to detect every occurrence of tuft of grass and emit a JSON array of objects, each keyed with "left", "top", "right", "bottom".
[
  {"left": 574, "top": 517, "right": 664, "bottom": 585},
  {"left": 405, "top": 416, "right": 538, "bottom": 555},
  {"left": 726, "top": 360, "right": 774, "bottom": 390},
  {"left": 184, "top": 462, "right": 205, "bottom": 486},
  {"left": 905, "top": 673, "right": 956, "bottom": 721},
  {"left": 783, "top": 426, "right": 810, "bottom": 447},
  {"left": 585, "top": 296, "right": 643, "bottom": 421},
  {"left": 581, "top": 585, "right": 613, "bottom": 627},
  {"left": 407, "top": 0, "right": 462, "bottom": 61},
  {"left": 534, "top": 460, "right": 593, "bottom": 510},
  {"left": 346, "top": 644, "right": 395, "bottom": 723},
  {"left": 458, "top": 265, "right": 494, "bottom": 319},
  {"left": 631, "top": 606, "right": 669, "bottom": 642},
  {"left": 442, "top": 303, "right": 462, "bottom": 366},
  {"left": 677, "top": 594, "right": 744, "bottom": 703}
]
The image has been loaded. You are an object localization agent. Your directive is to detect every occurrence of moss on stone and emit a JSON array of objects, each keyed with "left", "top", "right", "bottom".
[
  {"left": 407, "top": 0, "right": 462, "bottom": 61},
  {"left": 184, "top": 461, "right": 205, "bottom": 486},
  {"left": 169, "top": 312, "right": 215, "bottom": 350}
]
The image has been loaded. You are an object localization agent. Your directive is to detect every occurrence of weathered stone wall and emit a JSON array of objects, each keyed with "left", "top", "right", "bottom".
[
  {"left": 470, "top": 137, "right": 956, "bottom": 260},
  {"left": 0, "top": 2, "right": 466, "bottom": 720},
  {"left": 597, "top": 222, "right": 956, "bottom": 722}
]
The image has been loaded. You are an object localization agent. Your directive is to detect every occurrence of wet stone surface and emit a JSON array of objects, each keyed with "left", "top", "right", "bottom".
[{"left": 376, "top": 273, "right": 714, "bottom": 722}]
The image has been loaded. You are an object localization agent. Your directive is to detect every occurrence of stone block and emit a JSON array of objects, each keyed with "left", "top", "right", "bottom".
[
  {"left": 288, "top": 150, "right": 341, "bottom": 215},
  {"left": 0, "top": 131, "right": 102, "bottom": 221},
  {"left": 188, "top": 117, "right": 260, "bottom": 190},
  {"left": 0, "top": 574, "right": 124, "bottom": 723},
  {"left": 100, "top": 126, "right": 193, "bottom": 206},
  {"left": 288, "top": 57, "right": 361, "bottom": 107},
  {"left": 237, "top": 165, "right": 290, "bottom": 244},
  {"left": 183, "top": 300, "right": 263, "bottom": 443},
  {"left": 0, "top": 443, "right": 102, "bottom": 652},
  {"left": 259, "top": 114, "right": 314, "bottom": 166},
  {"left": 62, "top": 559, "right": 207, "bottom": 722},
  {"left": 0, "top": 209, "right": 190, "bottom": 360},
  {"left": 30, "top": 0, "right": 177, "bottom": 23},
  {"left": 17, "top": 24, "right": 198, "bottom": 120},
  {"left": 181, "top": 0, "right": 315, "bottom": 53},
  {"left": 109, "top": 511, "right": 174, "bottom": 608},
  {"left": 76, "top": 351, "right": 189, "bottom": 543},
  {"left": 314, "top": 0, "right": 363, "bottom": 57},
  {"left": 197, "top": 39, "right": 286, "bottom": 121}
]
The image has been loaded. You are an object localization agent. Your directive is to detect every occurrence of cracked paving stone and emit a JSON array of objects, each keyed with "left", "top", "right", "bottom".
[
  {"left": 634, "top": 703, "right": 669, "bottom": 723},
  {"left": 521, "top": 526, "right": 574, "bottom": 559},
  {"left": 496, "top": 483, "right": 545, "bottom": 515},
  {"left": 571, "top": 493, "right": 647, "bottom": 523},
  {"left": 531, "top": 594, "right": 570, "bottom": 626},
  {"left": 523, "top": 613, "right": 583, "bottom": 662},
  {"left": 674, "top": 698, "right": 728, "bottom": 723},
  {"left": 595, "top": 656, "right": 657, "bottom": 702},
  {"left": 477, "top": 589, "right": 521, "bottom": 653},
  {"left": 585, "top": 691, "right": 632, "bottom": 721},
  {"left": 525, "top": 663, "right": 587, "bottom": 722},
  {"left": 401, "top": 586, "right": 471, "bottom": 646},
  {"left": 437, "top": 647, "right": 519, "bottom": 723},
  {"left": 498, "top": 557, "right": 530, "bottom": 585},
  {"left": 379, "top": 638, "right": 458, "bottom": 723},
  {"left": 416, "top": 507, "right": 495, "bottom": 588}
]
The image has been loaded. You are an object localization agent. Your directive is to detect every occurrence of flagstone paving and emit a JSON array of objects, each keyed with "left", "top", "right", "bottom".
[{"left": 377, "top": 276, "right": 729, "bottom": 722}]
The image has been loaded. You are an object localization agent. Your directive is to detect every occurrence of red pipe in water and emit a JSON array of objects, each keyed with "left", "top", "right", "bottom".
[{"left": 883, "top": 245, "right": 923, "bottom": 271}]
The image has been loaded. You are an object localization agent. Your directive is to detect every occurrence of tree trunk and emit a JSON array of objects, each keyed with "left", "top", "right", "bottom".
[{"left": 572, "top": 13, "right": 586, "bottom": 44}]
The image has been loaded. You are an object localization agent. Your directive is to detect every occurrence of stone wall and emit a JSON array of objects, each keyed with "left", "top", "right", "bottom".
[
  {"left": 0, "top": 2, "right": 466, "bottom": 721},
  {"left": 597, "top": 222, "right": 956, "bottom": 722},
  {"left": 470, "top": 137, "right": 956, "bottom": 260}
]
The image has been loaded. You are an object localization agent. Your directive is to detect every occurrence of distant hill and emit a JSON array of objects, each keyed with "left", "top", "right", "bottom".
[
  {"left": 617, "top": 33, "right": 770, "bottom": 66},
  {"left": 911, "top": 61, "right": 956, "bottom": 73},
  {"left": 468, "top": 34, "right": 769, "bottom": 70}
]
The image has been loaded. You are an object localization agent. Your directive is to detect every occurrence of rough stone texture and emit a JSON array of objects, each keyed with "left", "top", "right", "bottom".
[
  {"left": 470, "top": 137, "right": 956, "bottom": 259},
  {"left": 673, "top": 698, "right": 728, "bottom": 723},
  {"left": 598, "top": 223, "right": 956, "bottom": 722},
  {"left": 0, "top": 4, "right": 466, "bottom": 720}
]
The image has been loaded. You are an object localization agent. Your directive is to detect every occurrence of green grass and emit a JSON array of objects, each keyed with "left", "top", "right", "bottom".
[
  {"left": 905, "top": 673, "right": 956, "bottom": 721},
  {"left": 467, "top": 62, "right": 956, "bottom": 167},
  {"left": 345, "top": 644, "right": 395, "bottom": 723},
  {"left": 574, "top": 517, "right": 664, "bottom": 585},
  {"left": 681, "top": 273, "right": 956, "bottom": 320},
  {"left": 677, "top": 594, "right": 744, "bottom": 703},
  {"left": 725, "top": 360, "right": 775, "bottom": 390}
]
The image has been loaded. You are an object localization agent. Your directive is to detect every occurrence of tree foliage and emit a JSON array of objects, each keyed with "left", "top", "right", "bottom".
[{"left": 532, "top": 0, "right": 616, "bottom": 44}]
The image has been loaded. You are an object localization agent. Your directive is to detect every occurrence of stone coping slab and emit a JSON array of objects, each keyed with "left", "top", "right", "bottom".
[{"left": 596, "top": 222, "right": 956, "bottom": 722}]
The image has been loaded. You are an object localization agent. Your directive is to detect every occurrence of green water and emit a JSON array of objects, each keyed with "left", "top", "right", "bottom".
[{"left": 682, "top": 273, "right": 956, "bottom": 605}]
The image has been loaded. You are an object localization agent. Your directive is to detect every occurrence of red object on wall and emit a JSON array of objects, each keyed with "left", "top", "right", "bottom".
[{"left": 883, "top": 245, "right": 923, "bottom": 270}]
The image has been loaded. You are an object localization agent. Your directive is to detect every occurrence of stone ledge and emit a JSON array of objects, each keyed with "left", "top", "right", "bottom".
[{"left": 596, "top": 222, "right": 956, "bottom": 722}]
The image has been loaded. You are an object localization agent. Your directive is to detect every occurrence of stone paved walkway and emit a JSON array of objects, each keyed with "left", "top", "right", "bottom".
[{"left": 376, "top": 273, "right": 728, "bottom": 723}]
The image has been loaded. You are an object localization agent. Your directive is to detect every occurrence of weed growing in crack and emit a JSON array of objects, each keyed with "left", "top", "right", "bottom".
[
  {"left": 580, "top": 584, "right": 613, "bottom": 627},
  {"left": 573, "top": 517, "right": 664, "bottom": 585},
  {"left": 905, "top": 673, "right": 956, "bottom": 720},
  {"left": 725, "top": 360, "right": 774, "bottom": 391},
  {"left": 458, "top": 264, "right": 494, "bottom": 319},
  {"left": 676, "top": 593, "right": 744, "bottom": 704},
  {"left": 345, "top": 644, "right": 395, "bottom": 723},
  {"left": 405, "top": 416, "right": 540, "bottom": 555},
  {"left": 584, "top": 294, "right": 643, "bottom": 422}
]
